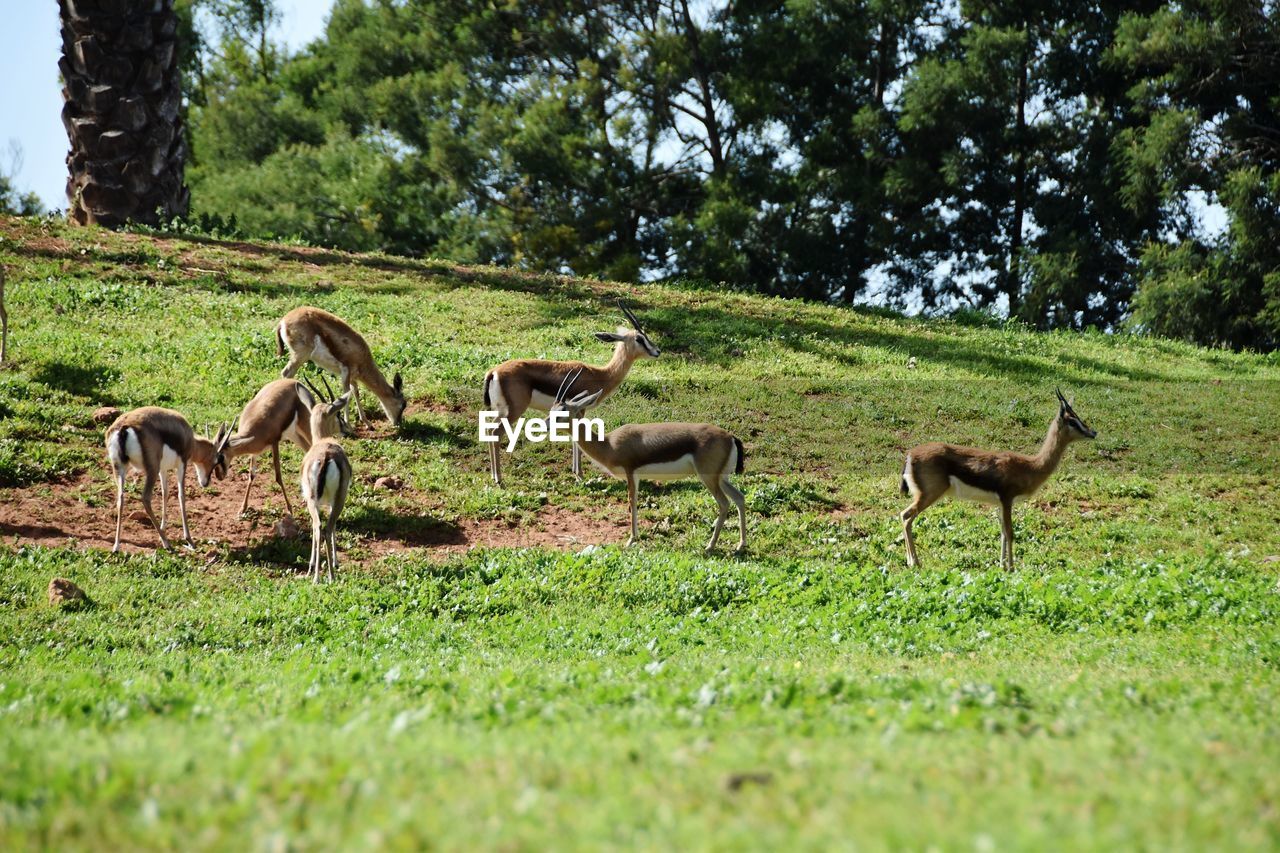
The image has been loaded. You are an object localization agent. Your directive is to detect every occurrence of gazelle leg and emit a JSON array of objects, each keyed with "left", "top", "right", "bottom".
[
  {"left": 703, "top": 481, "right": 730, "bottom": 554},
  {"left": 999, "top": 499, "right": 1015, "bottom": 570},
  {"left": 326, "top": 489, "right": 346, "bottom": 583},
  {"left": 625, "top": 473, "right": 638, "bottom": 548},
  {"left": 572, "top": 442, "right": 582, "bottom": 479},
  {"left": 901, "top": 506, "right": 919, "bottom": 568},
  {"left": 341, "top": 367, "right": 366, "bottom": 424},
  {"left": 489, "top": 438, "right": 502, "bottom": 486},
  {"left": 176, "top": 460, "right": 194, "bottom": 548},
  {"left": 723, "top": 479, "right": 748, "bottom": 553},
  {"left": 240, "top": 456, "right": 256, "bottom": 515},
  {"left": 140, "top": 470, "right": 171, "bottom": 550},
  {"left": 112, "top": 472, "right": 126, "bottom": 552},
  {"left": 307, "top": 505, "right": 323, "bottom": 582},
  {"left": 157, "top": 469, "right": 168, "bottom": 531},
  {"left": 281, "top": 346, "right": 311, "bottom": 379},
  {"left": 271, "top": 444, "right": 294, "bottom": 516}
]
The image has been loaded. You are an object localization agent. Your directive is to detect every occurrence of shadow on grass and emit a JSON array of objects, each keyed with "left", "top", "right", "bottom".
[
  {"left": 345, "top": 505, "right": 466, "bottom": 547},
  {"left": 398, "top": 418, "right": 470, "bottom": 449},
  {"left": 31, "top": 360, "right": 118, "bottom": 403}
]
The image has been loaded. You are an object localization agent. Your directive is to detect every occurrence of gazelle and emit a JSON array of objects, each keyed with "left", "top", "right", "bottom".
[
  {"left": 105, "top": 408, "right": 232, "bottom": 551},
  {"left": 300, "top": 389, "right": 353, "bottom": 582},
  {"left": 482, "top": 301, "right": 659, "bottom": 485},
  {"left": 276, "top": 306, "right": 406, "bottom": 427},
  {"left": 1, "top": 265, "right": 8, "bottom": 362},
  {"left": 550, "top": 370, "right": 747, "bottom": 554},
  {"left": 899, "top": 389, "right": 1097, "bottom": 570},
  {"left": 223, "top": 377, "right": 348, "bottom": 516}
]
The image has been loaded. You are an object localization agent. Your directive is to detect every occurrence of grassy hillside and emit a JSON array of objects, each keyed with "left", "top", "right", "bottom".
[{"left": 1, "top": 215, "right": 1278, "bottom": 848}]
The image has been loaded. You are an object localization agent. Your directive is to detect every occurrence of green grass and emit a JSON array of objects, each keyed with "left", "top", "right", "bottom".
[{"left": 1, "top": 215, "right": 1279, "bottom": 848}]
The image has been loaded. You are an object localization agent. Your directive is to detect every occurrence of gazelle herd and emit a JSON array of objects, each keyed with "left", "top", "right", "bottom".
[{"left": 102, "top": 300, "right": 1096, "bottom": 578}]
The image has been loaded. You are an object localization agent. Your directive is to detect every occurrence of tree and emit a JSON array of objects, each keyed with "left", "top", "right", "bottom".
[
  {"left": 59, "top": 0, "right": 189, "bottom": 226},
  {"left": 1113, "top": 0, "right": 1280, "bottom": 350}
]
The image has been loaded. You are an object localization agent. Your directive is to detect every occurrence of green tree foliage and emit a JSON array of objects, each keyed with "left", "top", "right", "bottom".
[
  {"left": 1112, "top": 0, "right": 1280, "bottom": 350},
  {"left": 179, "top": 0, "right": 1280, "bottom": 349}
]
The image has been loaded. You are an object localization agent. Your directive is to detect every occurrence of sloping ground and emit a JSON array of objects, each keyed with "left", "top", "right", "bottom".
[{"left": 1, "top": 215, "right": 1278, "bottom": 848}]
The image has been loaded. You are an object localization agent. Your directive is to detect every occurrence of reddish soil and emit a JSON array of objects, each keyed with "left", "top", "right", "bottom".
[{"left": 0, "top": 472, "right": 631, "bottom": 567}]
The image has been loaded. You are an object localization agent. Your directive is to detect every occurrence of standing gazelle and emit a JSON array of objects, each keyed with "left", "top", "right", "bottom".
[
  {"left": 899, "top": 389, "right": 1097, "bottom": 570},
  {"left": 276, "top": 306, "right": 406, "bottom": 427},
  {"left": 550, "top": 370, "right": 748, "bottom": 554},
  {"left": 1, "top": 265, "right": 8, "bottom": 362},
  {"left": 223, "top": 377, "right": 345, "bottom": 516},
  {"left": 482, "top": 301, "right": 659, "bottom": 485},
  {"left": 105, "top": 408, "right": 232, "bottom": 551},
  {"left": 300, "top": 389, "right": 353, "bottom": 583}
]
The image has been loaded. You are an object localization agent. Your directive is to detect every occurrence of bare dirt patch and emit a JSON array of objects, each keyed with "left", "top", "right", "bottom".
[{"left": 0, "top": 472, "right": 630, "bottom": 566}]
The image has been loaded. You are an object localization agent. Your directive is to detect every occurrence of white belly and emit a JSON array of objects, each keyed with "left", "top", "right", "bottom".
[
  {"left": 528, "top": 389, "right": 556, "bottom": 412},
  {"left": 634, "top": 454, "right": 697, "bottom": 481},
  {"left": 947, "top": 476, "right": 1029, "bottom": 505},
  {"left": 159, "top": 443, "right": 183, "bottom": 474},
  {"left": 311, "top": 337, "right": 344, "bottom": 375},
  {"left": 949, "top": 475, "right": 1000, "bottom": 505},
  {"left": 282, "top": 413, "right": 305, "bottom": 447}
]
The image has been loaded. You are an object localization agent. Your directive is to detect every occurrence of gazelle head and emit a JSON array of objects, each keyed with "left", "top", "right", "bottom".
[
  {"left": 1055, "top": 388, "right": 1097, "bottom": 441},
  {"left": 302, "top": 374, "right": 353, "bottom": 437},
  {"left": 594, "top": 301, "right": 660, "bottom": 359},
  {"left": 386, "top": 372, "right": 407, "bottom": 426},
  {"left": 195, "top": 422, "right": 234, "bottom": 487},
  {"left": 311, "top": 391, "right": 353, "bottom": 441},
  {"left": 550, "top": 368, "right": 604, "bottom": 419}
]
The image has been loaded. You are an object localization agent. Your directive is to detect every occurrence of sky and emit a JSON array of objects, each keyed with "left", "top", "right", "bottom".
[{"left": 0, "top": 0, "right": 333, "bottom": 211}]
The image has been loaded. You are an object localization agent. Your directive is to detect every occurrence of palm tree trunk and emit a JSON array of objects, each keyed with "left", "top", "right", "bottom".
[{"left": 59, "top": 0, "right": 189, "bottom": 227}]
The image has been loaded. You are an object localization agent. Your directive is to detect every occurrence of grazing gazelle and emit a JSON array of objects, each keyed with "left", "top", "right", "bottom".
[
  {"left": 276, "top": 306, "right": 406, "bottom": 427},
  {"left": 300, "top": 389, "right": 353, "bottom": 583},
  {"left": 899, "top": 388, "right": 1097, "bottom": 570},
  {"left": 223, "top": 377, "right": 348, "bottom": 516},
  {"left": 105, "top": 409, "right": 232, "bottom": 551},
  {"left": 550, "top": 370, "right": 747, "bottom": 554},
  {"left": 482, "top": 301, "right": 660, "bottom": 485}
]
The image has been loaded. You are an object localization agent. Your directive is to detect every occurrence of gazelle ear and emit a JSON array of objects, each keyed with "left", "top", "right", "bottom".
[
  {"left": 333, "top": 391, "right": 352, "bottom": 411},
  {"left": 594, "top": 332, "right": 623, "bottom": 343},
  {"left": 394, "top": 372, "right": 403, "bottom": 394}
]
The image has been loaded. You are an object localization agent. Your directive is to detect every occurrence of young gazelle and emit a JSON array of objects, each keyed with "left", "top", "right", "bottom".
[
  {"left": 550, "top": 370, "right": 747, "bottom": 554},
  {"left": 223, "top": 377, "right": 344, "bottom": 516},
  {"left": 105, "top": 409, "right": 232, "bottom": 551},
  {"left": 482, "top": 302, "right": 660, "bottom": 485},
  {"left": 300, "top": 390, "right": 353, "bottom": 583},
  {"left": 276, "top": 306, "right": 406, "bottom": 427},
  {"left": 899, "top": 389, "right": 1097, "bottom": 570}
]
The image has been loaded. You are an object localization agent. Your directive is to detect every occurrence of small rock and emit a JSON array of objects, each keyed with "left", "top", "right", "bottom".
[
  {"left": 92, "top": 406, "right": 121, "bottom": 425},
  {"left": 374, "top": 475, "right": 404, "bottom": 491},
  {"left": 128, "top": 510, "right": 149, "bottom": 523},
  {"left": 724, "top": 771, "right": 773, "bottom": 792},
  {"left": 274, "top": 516, "right": 300, "bottom": 539},
  {"left": 907, "top": 356, "right": 918, "bottom": 370},
  {"left": 48, "top": 577, "right": 90, "bottom": 610}
]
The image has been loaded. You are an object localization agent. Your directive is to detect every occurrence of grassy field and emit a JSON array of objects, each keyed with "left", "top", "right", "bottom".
[{"left": 1, "top": 214, "right": 1278, "bottom": 848}]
